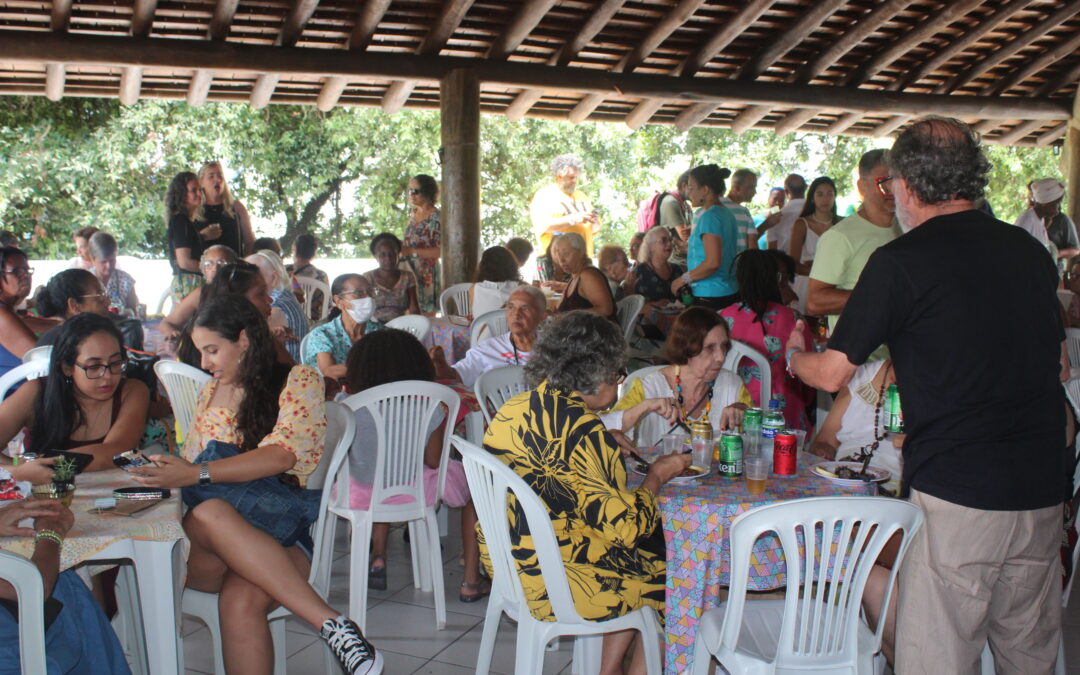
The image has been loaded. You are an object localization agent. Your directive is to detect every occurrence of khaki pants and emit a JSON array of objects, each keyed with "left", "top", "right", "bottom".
[{"left": 896, "top": 490, "right": 1062, "bottom": 675}]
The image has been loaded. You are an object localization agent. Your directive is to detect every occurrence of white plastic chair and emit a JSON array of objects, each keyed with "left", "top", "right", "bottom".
[
  {"left": 154, "top": 287, "right": 174, "bottom": 316},
  {"left": 470, "top": 309, "right": 508, "bottom": 346},
  {"left": 0, "top": 359, "right": 50, "bottom": 400},
  {"left": 181, "top": 401, "right": 354, "bottom": 675},
  {"left": 0, "top": 550, "right": 47, "bottom": 674},
  {"left": 1058, "top": 289, "right": 1074, "bottom": 314},
  {"left": 330, "top": 381, "right": 461, "bottom": 631},
  {"left": 453, "top": 435, "right": 663, "bottom": 675},
  {"left": 621, "top": 365, "right": 666, "bottom": 446},
  {"left": 297, "top": 276, "right": 331, "bottom": 322},
  {"left": 153, "top": 361, "right": 210, "bottom": 442},
  {"left": 20, "top": 346, "right": 51, "bottom": 364},
  {"left": 385, "top": 314, "right": 432, "bottom": 342},
  {"left": 1066, "top": 328, "right": 1080, "bottom": 369},
  {"left": 298, "top": 332, "right": 315, "bottom": 366},
  {"left": 691, "top": 496, "right": 924, "bottom": 675},
  {"left": 615, "top": 294, "right": 646, "bottom": 340},
  {"left": 439, "top": 282, "right": 472, "bottom": 317},
  {"left": 473, "top": 365, "right": 529, "bottom": 424},
  {"left": 725, "top": 339, "right": 772, "bottom": 408}
]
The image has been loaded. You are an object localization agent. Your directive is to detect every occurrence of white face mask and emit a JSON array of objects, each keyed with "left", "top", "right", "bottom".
[{"left": 345, "top": 297, "right": 374, "bottom": 324}]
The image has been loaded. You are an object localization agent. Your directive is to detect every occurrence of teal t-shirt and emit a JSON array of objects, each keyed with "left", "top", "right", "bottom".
[{"left": 688, "top": 204, "right": 740, "bottom": 298}]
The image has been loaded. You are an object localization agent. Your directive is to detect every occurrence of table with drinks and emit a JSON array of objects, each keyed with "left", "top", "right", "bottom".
[{"left": 630, "top": 409, "right": 876, "bottom": 675}]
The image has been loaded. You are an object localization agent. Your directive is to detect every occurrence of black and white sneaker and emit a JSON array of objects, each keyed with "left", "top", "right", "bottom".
[{"left": 320, "top": 616, "right": 383, "bottom": 675}]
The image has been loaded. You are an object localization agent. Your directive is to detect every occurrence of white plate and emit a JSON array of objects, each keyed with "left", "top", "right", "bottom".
[
  {"left": 447, "top": 315, "right": 470, "bottom": 326},
  {"left": 631, "top": 464, "right": 709, "bottom": 484},
  {"left": 811, "top": 461, "right": 891, "bottom": 486}
]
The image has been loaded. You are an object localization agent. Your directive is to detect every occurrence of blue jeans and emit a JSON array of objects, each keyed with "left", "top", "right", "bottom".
[{"left": 182, "top": 441, "right": 321, "bottom": 548}]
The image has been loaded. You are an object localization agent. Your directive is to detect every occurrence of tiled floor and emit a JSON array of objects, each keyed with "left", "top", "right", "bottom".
[{"left": 178, "top": 510, "right": 1080, "bottom": 674}]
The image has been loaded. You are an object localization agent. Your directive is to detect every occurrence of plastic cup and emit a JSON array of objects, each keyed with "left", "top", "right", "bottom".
[
  {"left": 663, "top": 432, "right": 688, "bottom": 455},
  {"left": 791, "top": 429, "right": 807, "bottom": 455},
  {"left": 745, "top": 457, "right": 770, "bottom": 495}
]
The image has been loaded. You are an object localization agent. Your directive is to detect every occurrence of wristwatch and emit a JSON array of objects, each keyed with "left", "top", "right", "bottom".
[{"left": 198, "top": 462, "right": 212, "bottom": 486}]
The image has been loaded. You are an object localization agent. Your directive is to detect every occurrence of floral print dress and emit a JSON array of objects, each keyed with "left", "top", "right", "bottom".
[
  {"left": 481, "top": 381, "right": 667, "bottom": 622},
  {"left": 403, "top": 208, "right": 441, "bottom": 313}
]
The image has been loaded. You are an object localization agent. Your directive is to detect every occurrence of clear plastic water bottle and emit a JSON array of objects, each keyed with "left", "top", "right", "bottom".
[
  {"left": 761, "top": 398, "right": 785, "bottom": 464},
  {"left": 742, "top": 408, "right": 762, "bottom": 458}
]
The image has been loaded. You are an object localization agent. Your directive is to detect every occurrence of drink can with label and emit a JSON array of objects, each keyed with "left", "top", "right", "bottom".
[
  {"left": 718, "top": 432, "right": 743, "bottom": 478},
  {"left": 773, "top": 430, "right": 798, "bottom": 476},
  {"left": 884, "top": 384, "right": 904, "bottom": 433}
]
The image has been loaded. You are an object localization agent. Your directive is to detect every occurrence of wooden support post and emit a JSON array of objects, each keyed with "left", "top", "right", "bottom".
[
  {"left": 440, "top": 68, "right": 481, "bottom": 288},
  {"left": 1067, "top": 92, "right": 1080, "bottom": 228}
]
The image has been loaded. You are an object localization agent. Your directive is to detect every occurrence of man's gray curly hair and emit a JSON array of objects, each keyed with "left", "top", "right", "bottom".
[
  {"left": 551, "top": 154, "right": 585, "bottom": 177},
  {"left": 524, "top": 310, "right": 626, "bottom": 395}
]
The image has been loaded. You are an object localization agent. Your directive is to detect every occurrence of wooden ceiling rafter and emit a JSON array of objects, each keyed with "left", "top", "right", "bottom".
[
  {"left": 317, "top": 0, "right": 392, "bottom": 112},
  {"left": 250, "top": 0, "right": 322, "bottom": 108},
  {"left": 381, "top": 0, "right": 475, "bottom": 114}
]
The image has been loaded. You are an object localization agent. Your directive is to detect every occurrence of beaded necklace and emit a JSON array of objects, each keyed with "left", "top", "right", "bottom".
[
  {"left": 853, "top": 361, "right": 891, "bottom": 463},
  {"left": 674, "top": 365, "right": 715, "bottom": 423}
]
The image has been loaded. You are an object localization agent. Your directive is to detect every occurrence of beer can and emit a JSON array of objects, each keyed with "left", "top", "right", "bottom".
[
  {"left": 690, "top": 419, "right": 713, "bottom": 443},
  {"left": 773, "top": 430, "right": 797, "bottom": 476},
  {"left": 742, "top": 407, "right": 763, "bottom": 432},
  {"left": 718, "top": 432, "right": 743, "bottom": 478},
  {"left": 884, "top": 384, "right": 904, "bottom": 433}
]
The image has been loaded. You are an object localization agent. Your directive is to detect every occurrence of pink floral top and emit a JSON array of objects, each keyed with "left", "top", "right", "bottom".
[{"left": 184, "top": 365, "right": 327, "bottom": 487}]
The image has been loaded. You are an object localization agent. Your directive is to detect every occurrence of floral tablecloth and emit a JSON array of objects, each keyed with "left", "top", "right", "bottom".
[
  {"left": 424, "top": 316, "right": 471, "bottom": 365},
  {"left": 631, "top": 453, "right": 869, "bottom": 674},
  {"left": 0, "top": 469, "right": 186, "bottom": 571}
]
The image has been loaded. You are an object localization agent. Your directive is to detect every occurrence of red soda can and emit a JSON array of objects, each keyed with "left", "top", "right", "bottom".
[{"left": 773, "top": 430, "right": 797, "bottom": 476}]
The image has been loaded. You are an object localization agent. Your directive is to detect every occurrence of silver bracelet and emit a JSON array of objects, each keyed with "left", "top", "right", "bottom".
[{"left": 681, "top": 272, "right": 692, "bottom": 286}]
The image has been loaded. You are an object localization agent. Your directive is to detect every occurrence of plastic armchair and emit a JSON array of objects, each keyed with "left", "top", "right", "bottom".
[
  {"left": 615, "top": 294, "right": 646, "bottom": 340},
  {"left": 469, "top": 309, "right": 508, "bottom": 346},
  {"left": 453, "top": 435, "right": 663, "bottom": 675},
  {"left": 153, "top": 361, "right": 210, "bottom": 442},
  {"left": 0, "top": 550, "right": 47, "bottom": 674},
  {"left": 21, "top": 346, "right": 51, "bottom": 364},
  {"left": 691, "top": 496, "right": 924, "bottom": 675},
  {"left": 296, "top": 276, "right": 331, "bottom": 322},
  {"left": 385, "top": 314, "right": 432, "bottom": 342},
  {"left": 329, "top": 381, "right": 460, "bottom": 631},
  {"left": 620, "top": 365, "right": 666, "bottom": 446},
  {"left": 473, "top": 365, "right": 528, "bottom": 424},
  {"left": 0, "top": 359, "right": 50, "bottom": 400},
  {"left": 439, "top": 282, "right": 472, "bottom": 317},
  {"left": 724, "top": 339, "right": 772, "bottom": 408},
  {"left": 181, "top": 401, "right": 355, "bottom": 675},
  {"left": 154, "top": 288, "right": 174, "bottom": 316}
]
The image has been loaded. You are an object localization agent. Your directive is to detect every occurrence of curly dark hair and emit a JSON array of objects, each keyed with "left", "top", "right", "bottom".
[
  {"left": 689, "top": 164, "right": 732, "bottom": 197},
  {"left": 194, "top": 295, "right": 291, "bottom": 451},
  {"left": 37, "top": 268, "right": 100, "bottom": 318},
  {"left": 410, "top": 174, "right": 439, "bottom": 204},
  {"left": 733, "top": 250, "right": 783, "bottom": 323},
  {"left": 164, "top": 171, "right": 198, "bottom": 222},
  {"left": 369, "top": 232, "right": 402, "bottom": 256},
  {"left": 524, "top": 310, "right": 625, "bottom": 395},
  {"left": 345, "top": 328, "right": 434, "bottom": 392},
  {"left": 799, "top": 177, "right": 838, "bottom": 218},
  {"left": 664, "top": 307, "right": 731, "bottom": 365},
  {"left": 888, "top": 116, "right": 989, "bottom": 205},
  {"left": 473, "top": 246, "right": 522, "bottom": 284}
]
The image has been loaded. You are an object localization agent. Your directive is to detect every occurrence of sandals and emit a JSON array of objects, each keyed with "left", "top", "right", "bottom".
[
  {"left": 368, "top": 555, "right": 387, "bottom": 591},
  {"left": 459, "top": 579, "right": 491, "bottom": 603}
]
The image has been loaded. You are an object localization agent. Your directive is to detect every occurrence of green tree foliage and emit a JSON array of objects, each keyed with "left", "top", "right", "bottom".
[{"left": 0, "top": 96, "right": 1062, "bottom": 259}]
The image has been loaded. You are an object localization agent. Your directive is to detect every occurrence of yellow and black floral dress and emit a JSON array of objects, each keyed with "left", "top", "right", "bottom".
[{"left": 481, "top": 380, "right": 667, "bottom": 622}]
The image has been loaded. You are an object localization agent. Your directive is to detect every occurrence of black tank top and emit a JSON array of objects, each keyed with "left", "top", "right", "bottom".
[{"left": 201, "top": 203, "right": 243, "bottom": 257}]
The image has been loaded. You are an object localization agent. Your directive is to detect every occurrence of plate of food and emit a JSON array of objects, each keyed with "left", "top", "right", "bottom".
[
  {"left": 811, "top": 461, "right": 891, "bottom": 487},
  {"left": 630, "top": 463, "right": 709, "bottom": 484},
  {"left": 447, "top": 315, "right": 470, "bottom": 327}
]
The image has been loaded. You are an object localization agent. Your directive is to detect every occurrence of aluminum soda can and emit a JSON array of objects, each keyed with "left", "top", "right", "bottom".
[
  {"left": 773, "top": 430, "right": 798, "bottom": 476},
  {"left": 742, "top": 407, "right": 763, "bottom": 432},
  {"left": 884, "top": 383, "right": 904, "bottom": 433},
  {"left": 718, "top": 432, "right": 743, "bottom": 478}
]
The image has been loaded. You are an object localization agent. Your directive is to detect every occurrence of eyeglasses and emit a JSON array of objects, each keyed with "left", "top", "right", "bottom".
[
  {"left": 875, "top": 176, "right": 894, "bottom": 197},
  {"left": 408, "top": 189, "right": 422, "bottom": 196},
  {"left": 2, "top": 266, "right": 33, "bottom": 278},
  {"left": 79, "top": 292, "right": 108, "bottom": 301},
  {"left": 200, "top": 259, "right": 231, "bottom": 269},
  {"left": 74, "top": 358, "right": 127, "bottom": 379}
]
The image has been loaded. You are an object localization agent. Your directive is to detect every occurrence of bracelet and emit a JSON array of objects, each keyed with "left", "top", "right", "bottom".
[
  {"left": 681, "top": 272, "right": 692, "bottom": 286},
  {"left": 35, "top": 530, "right": 63, "bottom": 547},
  {"left": 785, "top": 347, "right": 802, "bottom": 377},
  {"left": 199, "top": 462, "right": 212, "bottom": 487}
]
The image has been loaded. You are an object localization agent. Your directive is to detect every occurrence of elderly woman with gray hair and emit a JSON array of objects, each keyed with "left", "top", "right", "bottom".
[
  {"left": 552, "top": 231, "right": 617, "bottom": 320},
  {"left": 88, "top": 231, "right": 141, "bottom": 318},
  {"left": 246, "top": 249, "right": 309, "bottom": 361},
  {"left": 483, "top": 310, "right": 689, "bottom": 675}
]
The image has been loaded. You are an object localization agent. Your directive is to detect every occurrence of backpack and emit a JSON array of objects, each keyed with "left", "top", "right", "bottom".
[{"left": 636, "top": 190, "right": 683, "bottom": 233}]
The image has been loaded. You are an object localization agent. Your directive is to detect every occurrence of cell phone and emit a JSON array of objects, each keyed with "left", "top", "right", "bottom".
[
  {"left": 39, "top": 451, "right": 93, "bottom": 475},
  {"left": 112, "top": 450, "right": 152, "bottom": 472}
]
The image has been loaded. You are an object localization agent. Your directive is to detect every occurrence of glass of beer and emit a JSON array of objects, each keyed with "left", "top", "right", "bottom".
[{"left": 745, "top": 457, "right": 770, "bottom": 495}]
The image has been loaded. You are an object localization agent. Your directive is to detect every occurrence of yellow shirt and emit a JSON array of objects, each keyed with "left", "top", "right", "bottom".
[{"left": 530, "top": 183, "right": 595, "bottom": 257}]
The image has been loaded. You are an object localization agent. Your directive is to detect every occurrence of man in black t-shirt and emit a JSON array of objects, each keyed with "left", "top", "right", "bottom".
[{"left": 785, "top": 117, "right": 1068, "bottom": 673}]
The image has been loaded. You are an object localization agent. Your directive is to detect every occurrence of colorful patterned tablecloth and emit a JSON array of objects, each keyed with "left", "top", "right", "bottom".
[
  {"left": 0, "top": 469, "right": 187, "bottom": 571},
  {"left": 631, "top": 453, "right": 869, "bottom": 674},
  {"left": 424, "top": 316, "right": 472, "bottom": 365}
]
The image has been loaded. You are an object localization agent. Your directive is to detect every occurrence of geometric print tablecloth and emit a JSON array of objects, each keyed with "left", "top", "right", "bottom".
[{"left": 423, "top": 316, "right": 472, "bottom": 365}]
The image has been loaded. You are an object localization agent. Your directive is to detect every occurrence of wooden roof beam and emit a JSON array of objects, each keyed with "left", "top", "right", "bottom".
[
  {"left": 703, "top": 0, "right": 847, "bottom": 135},
  {"left": 318, "top": 0, "right": 393, "bottom": 111},
  {"left": 251, "top": 0, "right": 322, "bottom": 109},
  {"left": 996, "top": 119, "right": 1046, "bottom": 145},
  {"left": 772, "top": 109, "right": 818, "bottom": 136},
  {"left": 990, "top": 31, "right": 1080, "bottom": 96},
  {"left": 938, "top": 1, "right": 1080, "bottom": 94},
  {"left": 382, "top": 0, "right": 475, "bottom": 114},
  {"left": 506, "top": 0, "right": 626, "bottom": 121},
  {"left": 1037, "top": 60, "right": 1080, "bottom": 97},
  {"left": 825, "top": 112, "right": 862, "bottom": 135},
  {"left": 119, "top": 66, "right": 141, "bottom": 105},
  {"left": 569, "top": 0, "right": 707, "bottom": 124},
  {"left": 889, "top": 0, "right": 1034, "bottom": 91},
  {"left": 625, "top": 0, "right": 775, "bottom": 130},
  {"left": 51, "top": 0, "right": 72, "bottom": 31},
  {"left": 187, "top": 68, "right": 212, "bottom": 107},
  {"left": 122, "top": 0, "right": 157, "bottom": 105},
  {"left": 45, "top": 63, "right": 64, "bottom": 101},
  {"left": 1036, "top": 122, "right": 1068, "bottom": 146},
  {"left": 872, "top": 114, "right": 911, "bottom": 137},
  {"left": 209, "top": 0, "right": 241, "bottom": 41},
  {"left": 488, "top": 0, "right": 558, "bottom": 61},
  {"left": 5, "top": 31, "right": 1070, "bottom": 121}
]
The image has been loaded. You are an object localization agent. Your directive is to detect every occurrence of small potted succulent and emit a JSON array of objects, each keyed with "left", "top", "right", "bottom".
[{"left": 31, "top": 455, "right": 77, "bottom": 507}]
